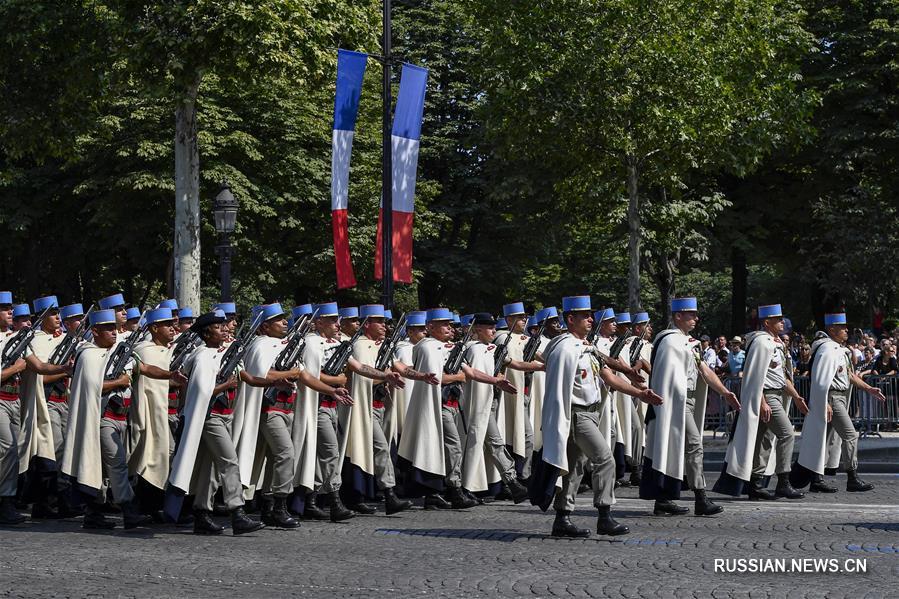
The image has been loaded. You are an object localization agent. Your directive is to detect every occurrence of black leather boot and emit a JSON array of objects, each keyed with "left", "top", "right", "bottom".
[
  {"left": 384, "top": 487, "right": 413, "bottom": 515},
  {"left": 846, "top": 470, "right": 874, "bottom": 492},
  {"left": 348, "top": 500, "right": 377, "bottom": 515},
  {"left": 596, "top": 506, "right": 629, "bottom": 536},
  {"left": 447, "top": 486, "right": 477, "bottom": 509},
  {"left": 629, "top": 469, "right": 642, "bottom": 487},
  {"left": 329, "top": 493, "right": 355, "bottom": 522},
  {"left": 193, "top": 510, "right": 225, "bottom": 535},
  {"left": 303, "top": 492, "right": 329, "bottom": 520},
  {"left": 82, "top": 503, "right": 115, "bottom": 530},
  {"left": 775, "top": 473, "right": 805, "bottom": 499},
  {"left": 809, "top": 475, "right": 838, "bottom": 493},
  {"left": 0, "top": 496, "right": 27, "bottom": 525},
  {"left": 653, "top": 499, "right": 689, "bottom": 516},
  {"left": 30, "top": 500, "right": 60, "bottom": 520},
  {"left": 271, "top": 497, "right": 299, "bottom": 528},
  {"left": 231, "top": 506, "right": 265, "bottom": 535},
  {"left": 259, "top": 493, "right": 276, "bottom": 526},
  {"left": 747, "top": 476, "right": 778, "bottom": 501},
  {"left": 551, "top": 510, "right": 590, "bottom": 538},
  {"left": 121, "top": 501, "right": 152, "bottom": 529},
  {"left": 504, "top": 478, "right": 530, "bottom": 504},
  {"left": 694, "top": 489, "right": 724, "bottom": 516},
  {"left": 423, "top": 493, "right": 453, "bottom": 510},
  {"left": 56, "top": 494, "right": 83, "bottom": 518}
]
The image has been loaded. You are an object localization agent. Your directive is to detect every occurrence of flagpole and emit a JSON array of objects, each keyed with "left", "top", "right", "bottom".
[{"left": 380, "top": 0, "right": 394, "bottom": 310}]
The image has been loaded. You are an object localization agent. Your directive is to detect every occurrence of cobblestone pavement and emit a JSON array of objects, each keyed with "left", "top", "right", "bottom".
[{"left": 2, "top": 473, "right": 897, "bottom": 598}]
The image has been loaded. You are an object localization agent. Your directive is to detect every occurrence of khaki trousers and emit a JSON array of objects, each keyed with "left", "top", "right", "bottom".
[
  {"left": 193, "top": 413, "right": 243, "bottom": 511},
  {"left": 0, "top": 399, "right": 20, "bottom": 497},
  {"left": 553, "top": 404, "right": 616, "bottom": 512},
  {"left": 261, "top": 411, "right": 295, "bottom": 497},
  {"left": 752, "top": 391, "right": 794, "bottom": 476}
]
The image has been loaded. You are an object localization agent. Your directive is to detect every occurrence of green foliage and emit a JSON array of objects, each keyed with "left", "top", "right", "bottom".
[{"left": 0, "top": 0, "right": 896, "bottom": 332}]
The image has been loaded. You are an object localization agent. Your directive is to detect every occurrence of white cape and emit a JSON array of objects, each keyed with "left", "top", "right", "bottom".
[
  {"left": 129, "top": 341, "right": 173, "bottom": 489},
  {"left": 60, "top": 343, "right": 108, "bottom": 493},
  {"left": 19, "top": 330, "right": 63, "bottom": 472},
  {"left": 721, "top": 331, "right": 773, "bottom": 486},
  {"left": 234, "top": 335, "right": 283, "bottom": 491},
  {"left": 168, "top": 346, "right": 225, "bottom": 494},
  {"left": 460, "top": 341, "right": 502, "bottom": 492},
  {"left": 797, "top": 337, "right": 842, "bottom": 475},
  {"left": 397, "top": 337, "right": 448, "bottom": 476}
]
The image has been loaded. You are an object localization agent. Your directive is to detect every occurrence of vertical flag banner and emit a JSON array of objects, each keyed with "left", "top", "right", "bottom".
[
  {"left": 375, "top": 63, "right": 428, "bottom": 283},
  {"left": 331, "top": 49, "right": 368, "bottom": 289}
]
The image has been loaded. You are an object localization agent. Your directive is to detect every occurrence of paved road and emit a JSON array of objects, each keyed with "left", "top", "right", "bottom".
[{"left": 2, "top": 473, "right": 897, "bottom": 598}]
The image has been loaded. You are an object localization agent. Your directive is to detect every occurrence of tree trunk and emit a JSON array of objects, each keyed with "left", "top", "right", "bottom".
[
  {"left": 173, "top": 79, "right": 202, "bottom": 311},
  {"left": 626, "top": 155, "right": 642, "bottom": 312},
  {"left": 730, "top": 247, "right": 747, "bottom": 335},
  {"left": 657, "top": 253, "right": 676, "bottom": 326}
]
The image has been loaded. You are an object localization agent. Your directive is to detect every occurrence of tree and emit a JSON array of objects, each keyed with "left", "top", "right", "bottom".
[
  {"left": 99, "top": 0, "right": 379, "bottom": 309},
  {"left": 471, "top": 0, "right": 814, "bottom": 311}
]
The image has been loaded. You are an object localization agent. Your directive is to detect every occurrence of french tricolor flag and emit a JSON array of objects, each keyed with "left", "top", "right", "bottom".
[
  {"left": 375, "top": 63, "right": 428, "bottom": 284},
  {"left": 331, "top": 49, "right": 368, "bottom": 289}
]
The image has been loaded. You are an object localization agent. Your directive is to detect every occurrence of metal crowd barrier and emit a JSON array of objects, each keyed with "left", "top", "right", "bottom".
[{"left": 704, "top": 374, "right": 899, "bottom": 439}]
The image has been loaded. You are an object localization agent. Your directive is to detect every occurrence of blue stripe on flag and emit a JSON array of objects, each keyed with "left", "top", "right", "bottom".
[
  {"left": 333, "top": 49, "right": 368, "bottom": 131},
  {"left": 391, "top": 64, "right": 428, "bottom": 141}
]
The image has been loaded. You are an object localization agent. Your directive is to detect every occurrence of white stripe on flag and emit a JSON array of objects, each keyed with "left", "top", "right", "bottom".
[
  {"left": 391, "top": 135, "right": 419, "bottom": 213},
  {"left": 331, "top": 129, "right": 354, "bottom": 211}
]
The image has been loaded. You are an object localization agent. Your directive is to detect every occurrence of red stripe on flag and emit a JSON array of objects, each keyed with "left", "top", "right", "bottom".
[
  {"left": 332, "top": 209, "right": 356, "bottom": 289},
  {"left": 374, "top": 208, "right": 413, "bottom": 283}
]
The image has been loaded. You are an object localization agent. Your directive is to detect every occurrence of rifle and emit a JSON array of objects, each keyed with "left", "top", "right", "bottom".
[
  {"left": 442, "top": 325, "right": 475, "bottom": 433},
  {"left": 101, "top": 315, "right": 149, "bottom": 412},
  {"left": 321, "top": 317, "right": 369, "bottom": 376},
  {"left": 104, "top": 318, "right": 148, "bottom": 381},
  {"left": 208, "top": 310, "right": 266, "bottom": 413},
  {"left": 372, "top": 313, "right": 407, "bottom": 402},
  {"left": 262, "top": 308, "right": 319, "bottom": 406},
  {"left": 492, "top": 329, "right": 515, "bottom": 377},
  {"left": 216, "top": 310, "right": 265, "bottom": 384},
  {"left": 48, "top": 304, "right": 95, "bottom": 366},
  {"left": 1, "top": 306, "right": 53, "bottom": 369},
  {"left": 608, "top": 333, "right": 629, "bottom": 360},
  {"left": 169, "top": 330, "right": 203, "bottom": 372},
  {"left": 585, "top": 316, "right": 601, "bottom": 345},
  {"left": 628, "top": 323, "right": 651, "bottom": 367},
  {"left": 272, "top": 308, "right": 319, "bottom": 372},
  {"left": 522, "top": 319, "right": 547, "bottom": 363}
]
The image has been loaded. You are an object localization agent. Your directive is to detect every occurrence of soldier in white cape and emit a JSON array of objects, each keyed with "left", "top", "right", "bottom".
[
  {"left": 129, "top": 308, "right": 188, "bottom": 515},
  {"left": 337, "top": 304, "right": 435, "bottom": 516},
  {"left": 166, "top": 310, "right": 266, "bottom": 536},
  {"left": 493, "top": 302, "right": 532, "bottom": 481},
  {"left": 529, "top": 296, "right": 662, "bottom": 538},
  {"left": 712, "top": 304, "right": 807, "bottom": 500},
  {"left": 384, "top": 310, "right": 429, "bottom": 445},
  {"left": 460, "top": 313, "right": 541, "bottom": 501},
  {"left": 398, "top": 308, "right": 510, "bottom": 509},
  {"left": 789, "top": 312, "right": 884, "bottom": 493},
  {"left": 639, "top": 297, "right": 739, "bottom": 517}
]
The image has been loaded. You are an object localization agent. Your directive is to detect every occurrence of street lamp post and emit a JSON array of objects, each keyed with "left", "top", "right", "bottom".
[{"left": 213, "top": 181, "right": 238, "bottom": 302}]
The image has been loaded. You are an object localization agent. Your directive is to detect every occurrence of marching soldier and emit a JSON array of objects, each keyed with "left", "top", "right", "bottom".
[
  {"left": 460, "top": 313, "right": 540, "bottom": 502},
  {"left": 789, "top": 312, "right": 885, "bottom": 493},
  {"left": 528, "top": 307, "right": 560, "bottom": 470},
  {"left": 639, "top": 297, "right": 739, "bottom": 517},
  {"left": 0, "top": 292, "right": 12, "bottom": 334},
  {"left": 494, "top": 302, "right": 533, "bottom": 483},
  {"left": 384, "top": 310, "right": 429, "bottom": 444},
  {"left": 529, "top": 296, "right": 662, "bottom": 537},
  {"left": 713, "top": 304, "right": 806, "bottom": 500},
  {"left": 338, "top": 306, "right": 360, "bottom": 339},
  {"left": 177, "top": 307, "right": 195, "bottom": 332},
  {"left": 626, "top": 312, "right": 653, "bottom": 486},
  {"left": 214, "top": 302, "right": 238, "bottom": 341},
  {"left": 167, "top": 309, "right": 266, "bottom": 535},
  {"left": 98, "top": 293, "right": 129, "bottom": 340},
  {"left": 340, "top": 304, "right": 435, "bottom": 515},
  {"left": 124, "top": 308, "right": 142, "bottom": 333}
]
